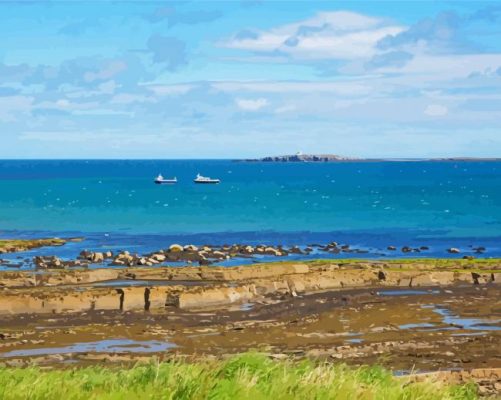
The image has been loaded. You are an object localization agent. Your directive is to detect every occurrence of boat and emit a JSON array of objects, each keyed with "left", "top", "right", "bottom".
[
  {"left": 154, "top": 174, "right": 177, "bottom": 184},
  {"left": 194, "top": 173, "right": 220, "bottom": 184}
]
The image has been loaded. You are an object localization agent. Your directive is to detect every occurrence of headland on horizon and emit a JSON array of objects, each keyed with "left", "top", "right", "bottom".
[{"left": 238, "top": 153, "right": 501, "bottom": 162}]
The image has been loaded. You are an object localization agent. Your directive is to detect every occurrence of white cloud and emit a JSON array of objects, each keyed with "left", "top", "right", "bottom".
[
  {"left": 235, "top": 97, "right": 268, "bottom": 111},
  {"left": 424, "top": 104, "right": 448, "bottom": 116},
  {"left": 0, "top": 95, "right": 33, "bottom": 121},
  {"left": 224, "top": 11, "right": 405, "bottom": 61},
  {"left": 111, "top": 93, "right": 155, "bottom": 104},
  {"left": 215, "top": 81, "right": 372, "bottom": 96},
  {"left": 145, "top": 83, "right": 195, "bottom": 96}
]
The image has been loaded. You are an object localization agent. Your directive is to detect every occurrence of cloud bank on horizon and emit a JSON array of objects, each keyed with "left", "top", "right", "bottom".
[{"left": 1, "top": 1, "right": 500, "bottom": 158}]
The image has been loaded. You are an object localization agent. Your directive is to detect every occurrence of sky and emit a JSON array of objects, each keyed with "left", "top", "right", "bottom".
[{"left": 1, "top": 1, "right": 501, "bottom": 159}]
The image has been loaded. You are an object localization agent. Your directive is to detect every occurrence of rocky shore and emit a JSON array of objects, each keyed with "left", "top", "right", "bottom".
[
  {"left": 0, "top": 238, "right": 491, "bottom": 271},
  {"left": 0, "top": 257, "right": 499, "bottom": 395},
  {"left": 0, "top": 238, "right": 74, "bottom": 254}
]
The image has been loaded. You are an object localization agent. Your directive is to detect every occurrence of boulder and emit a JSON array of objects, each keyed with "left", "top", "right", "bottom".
[
  {"left": 264, "top": 247, "right": 282, "bottom": 256},
  {"left": 33, "top": 256, "right": 64, "bottom": 269},
  {"left": 447, "top": 248, "right": 460, "bottom": 254},
  {"left": 169, "top": 244, "right": 184, "bottom": 253},
  {"left": 211, "top": 251, "right": 227, "bottom": 259},
  {"left": 79, "top": 250, "right": 93, "bottom": 259},
  {"left": 151, "top": 253, "right": 166, "bottom": 262},
  {"left": 241, "top": 245, "right": 254, "bottom": 254},
  {"left": 289, "top": 246, "right": 303, "bottom": 254},
  {"left": 183, "top": 244, "right": 199, "bottom": 252},
  {"left": 387, "top": 246, "right": 397, "bottom": 251},
  {"left": 90, "top": 252, "right": 104, "bottom": 263}
]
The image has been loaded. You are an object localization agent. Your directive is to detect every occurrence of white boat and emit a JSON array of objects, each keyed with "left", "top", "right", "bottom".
[
  {"left": 194, "top": 173, "right": 220, "bottom": 184},
  {"left": 154, "top": 174, "right": 177, "bottom": 184}
]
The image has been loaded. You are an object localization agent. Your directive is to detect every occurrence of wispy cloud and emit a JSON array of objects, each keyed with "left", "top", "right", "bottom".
[
  {"left": 224, "top": 11, "right": 405, "bottom": 61},
  {"left": 236, "top": 97, "right": 268, "bottom": 111}
]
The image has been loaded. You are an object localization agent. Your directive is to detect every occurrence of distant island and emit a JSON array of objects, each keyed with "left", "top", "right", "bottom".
[
  {"left": 239, "top": 153, "right": 359, "bottom": 162},
  {"left": 237, "top": 153, "right": 501, "bottom": 162}
]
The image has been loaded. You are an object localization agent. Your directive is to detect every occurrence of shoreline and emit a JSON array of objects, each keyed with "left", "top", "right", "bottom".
[
  {"left": 0, "top": 235, "right": 498, "bottom": 271},
  {"left": 0, "top": 258, "right": 499, "bottom": 395}
]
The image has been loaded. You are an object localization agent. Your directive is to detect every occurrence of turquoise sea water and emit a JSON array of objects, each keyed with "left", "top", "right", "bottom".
[{"left": 0, "top": 160, "right": 500, "bottom": 259}]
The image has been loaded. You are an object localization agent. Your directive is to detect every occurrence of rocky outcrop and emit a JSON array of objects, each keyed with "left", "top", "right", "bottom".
[
  {"left": 0, "top": 238, "right": 69, "bottom": 254},
  {"left": 241, "top": 154, "right": 357, "bottom": 162},
  {"left": 1, "top": 260, "right": 499, "bottom": 313}
]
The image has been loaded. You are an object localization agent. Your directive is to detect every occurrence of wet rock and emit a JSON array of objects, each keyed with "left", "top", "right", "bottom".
[
  {"left": 463, "top": 255, "right": 475, "bottom": 260},
  {"left": 79, "top": 250, "right": 93, "bottom": 259},
  {"left": 112, "top": 252, "right": 135, "bottom": 266},
  {"left": 90, "top": 252, "right": 104, "bottom": 263},
  {"left": 150, "top": 253, "right": 166, "bottom": 262},
  {"left": 264, "top": 247, "right": 282, "bottom": 256},
  {"left": 420, "top": 246, "right": 429, "bottom": 251},
  {"left": 387, "top": 246, "right": 397, "bottom": 251},
  {"left": 33, "top": 256, "right": 64, "bottom": 269},
  {"left": 289, "top": 246, "right": 303, "bottom": 254},
  {"left": 241, "top": 245, "right": 254, "bottom": 254},
  {"left": 401, "top": 246, "right": 412, "bottom": 253},
  {"left": 448, "top": 248, "right": 461, "bottom": 254}
]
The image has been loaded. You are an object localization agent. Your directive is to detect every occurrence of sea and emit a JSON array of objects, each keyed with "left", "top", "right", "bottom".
[{"left": 0, "top": 159, "right": 500, "bottom": 266}]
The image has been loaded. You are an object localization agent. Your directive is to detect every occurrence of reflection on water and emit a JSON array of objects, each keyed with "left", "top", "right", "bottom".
[
  {"left": 0, "top": 339, "right": 176, "bottom": 358},
  {"left": 377, "top": 289, "right": 440, "bottom": 296},
  {"left": 431, "top": 306, "right": 501, "bottom": 331}
]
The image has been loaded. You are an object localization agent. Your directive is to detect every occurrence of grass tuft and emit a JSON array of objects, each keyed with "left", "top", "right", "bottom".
[{"left": 0, "top": 353, "right": 478, "bottom": 400}]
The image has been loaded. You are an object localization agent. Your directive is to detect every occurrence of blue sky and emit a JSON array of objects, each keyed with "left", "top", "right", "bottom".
[{"left": 1, "top": 1, "right": 501, "bottom": 158}]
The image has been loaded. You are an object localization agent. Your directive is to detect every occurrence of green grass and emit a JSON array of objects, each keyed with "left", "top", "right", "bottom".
[{"left": 0, "top": 353, "right": 478, "bottom": 400}]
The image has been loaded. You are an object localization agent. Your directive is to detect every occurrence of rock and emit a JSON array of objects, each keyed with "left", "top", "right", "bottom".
[
  {"left": 447, "top": 248, "right": 460, "bottom": 254},
  {"left": 264, "top": 247, "right": 282, "bottom": 256},
  {"left": 104, "top": 251, "right": 113, "bottom": 258},
  {"left": 289, "top": 246, "right": 303, "bottom": 254},
  {"left": 420, "top": 246, "right": 429, "bottom": 251},
  {"left": 169, "top": 244, "right": 184, "bottom": 253},
  {"left": 387, "top": 246, "right": 397, "bottom": 251},
  {"left": 33, "top": 255, "right": 64, "bottom": 269},
  {"left": 90, "top": 252, "right": 104, "bottom": 263},
  {"left": 183, "top": 245, "right": 199, "bottom": 252},
  {"left": 151, "top": 253, "right": 166, "bottom": 262},
  {"left": 112, "top": 252, "right": 134, "bottom": 266},
  {"left": 463, "top": 255, "right": 475, "bottom": 260},
  {"left": 401, "top": 246, "right": 412, "bottom": 253},
  {"left": 79, "top": 250, "right": 92, "bottom": 259},
  {"left": 241, "top": 245, "right": 254, "bottom": 254},
  {"left": 211, "top": 251, "right": 227, "bottom": 260}
]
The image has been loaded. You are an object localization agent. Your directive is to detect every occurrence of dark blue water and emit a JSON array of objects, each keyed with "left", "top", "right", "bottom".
[{"left": 0, "top": 160, "right": 500, "bottom": 259}]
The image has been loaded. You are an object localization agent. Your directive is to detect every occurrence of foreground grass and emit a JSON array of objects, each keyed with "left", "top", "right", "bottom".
[{"left": 0, "top": 353, "right": 477, "bottom": 400}]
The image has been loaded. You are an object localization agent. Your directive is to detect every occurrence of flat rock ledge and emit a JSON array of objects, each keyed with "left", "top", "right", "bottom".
[{"left": 0, "top": 260, "right": 498, "bottom": 314}]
